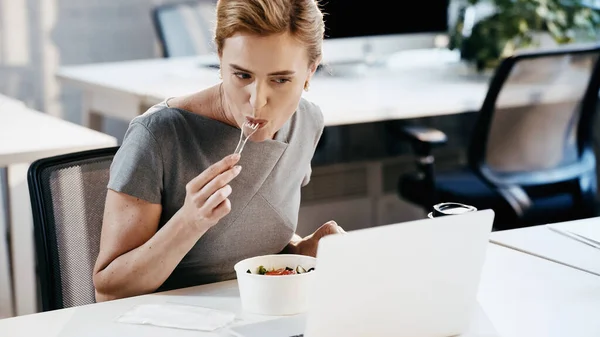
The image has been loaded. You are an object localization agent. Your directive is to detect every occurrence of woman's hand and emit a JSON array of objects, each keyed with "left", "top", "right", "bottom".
[
  {"left": 287, "top": 221, "right": 346, "bottom": 257},
  {"left": 179, "top": 153, "right": 242, "bottom": 234}
]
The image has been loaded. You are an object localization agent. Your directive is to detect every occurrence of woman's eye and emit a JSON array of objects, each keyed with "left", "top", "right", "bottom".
[
  {"left": 234, "top": 72, "right": 251, "bottom": 80},
  {"left": 273, "top": 78, "right": 291, "bottom": 84}
]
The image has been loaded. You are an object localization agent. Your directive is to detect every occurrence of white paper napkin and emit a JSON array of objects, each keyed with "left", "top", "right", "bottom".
[{"left": 116, "top": 303, "right": 236, "bottom": 331}]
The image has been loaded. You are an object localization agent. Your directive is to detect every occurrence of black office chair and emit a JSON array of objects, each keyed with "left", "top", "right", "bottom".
[
  {"left": 397, "top": 44, "right": 600, "bottom": 230},
  {"left": 27, "top": 147, "right": 119, "bottom": 311},
  {"left": 151, "top": 1, "right": 217, "bottom": 58}
]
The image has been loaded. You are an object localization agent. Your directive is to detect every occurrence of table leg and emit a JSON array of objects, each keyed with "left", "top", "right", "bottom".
[
  {"left": 0, "top": 167, "right": 16, "bottom": 316},
  {"left": 82, "top": 91, "right": 103, "bottom": 131},
  {"left": 88, "top": 112, "right": 103, "bottom": 131},
  {"left": 81, "top": 110, "right": 103, "bottom": 131}
]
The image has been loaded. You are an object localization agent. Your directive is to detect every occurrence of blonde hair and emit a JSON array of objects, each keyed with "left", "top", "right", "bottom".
[{"left": 215, "top": 0, "right": 324, "bottom": 65}]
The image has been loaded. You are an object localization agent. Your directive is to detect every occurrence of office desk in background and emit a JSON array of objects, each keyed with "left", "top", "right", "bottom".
[
  {"left": 55, "top": 50, "right": 499, "bottom": 131},
  {"left": 57, "top": 49, "right": 594, "bottom": 132}
]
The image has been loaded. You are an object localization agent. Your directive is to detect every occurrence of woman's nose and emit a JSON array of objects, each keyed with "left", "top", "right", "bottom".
[{"left": 249, "top": 82, "right": 267, "bottom": 112}]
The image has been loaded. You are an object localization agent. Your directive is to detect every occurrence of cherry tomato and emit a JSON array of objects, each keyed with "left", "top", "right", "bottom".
[
  {"left": 265, "top": 268, "right": 296, "bottom": 275},
  {"left": 265, "top": 268, "right": 285, "bottom": 275}
]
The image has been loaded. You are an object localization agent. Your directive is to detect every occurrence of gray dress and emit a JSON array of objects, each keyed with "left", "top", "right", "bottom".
[{"left": 107, "top": 98, "right": 324, "bottom": 291}]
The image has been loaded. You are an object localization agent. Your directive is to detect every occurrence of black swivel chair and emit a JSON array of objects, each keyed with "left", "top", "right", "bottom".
[
  {"left": 27, "top": 147, "right": 119, "bottom": 311},
  {"left": 151, "top": 1, "right": 217, "bottom": 58},
  {"left": 397, "top": 44, "right": 600, "bottom": 230}
]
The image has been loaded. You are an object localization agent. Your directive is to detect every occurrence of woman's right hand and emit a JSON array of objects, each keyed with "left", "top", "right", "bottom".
[{"left": 180, "top": 153, "right": 242, "bottom": 233}]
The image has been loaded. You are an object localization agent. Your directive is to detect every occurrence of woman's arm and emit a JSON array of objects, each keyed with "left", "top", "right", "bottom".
[
  {"left": 93, "top": 154, "right": 241, "bottom": 301},
  {"left": 93, "top": 191, "right": 207, "bottom": 301}
]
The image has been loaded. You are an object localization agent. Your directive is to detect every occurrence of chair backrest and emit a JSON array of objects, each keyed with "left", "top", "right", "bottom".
[
  {"left": 27, "top": 147, "right": 118, "bottom": 311},
  {"left": 468, "top": 43, "right": 600, "bottom": 188},
  {"left": 151, "top": 1, "right": 217, "bottom": 58}
]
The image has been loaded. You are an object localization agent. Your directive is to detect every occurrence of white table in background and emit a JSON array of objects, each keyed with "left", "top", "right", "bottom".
[
  {"left": 56, "top": 50, "right": 595, "bottom": 133},
  {"left": 0, "top": 94, "right": 26, "bottom": 110},
  {"left": 490, "top": 217, "right": 600, "bottom": 276},
  {"left": 2, "top": 243, "right": 600, "bottom": 337},
  {"left": 0, "top": 106, "right": 117, "bottom": 317},
  {"left": 55, "top": 51, "right": 498, "bottom": 131}
]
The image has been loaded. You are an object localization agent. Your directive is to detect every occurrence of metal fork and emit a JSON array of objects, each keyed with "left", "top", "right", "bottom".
[{"left": 233, "top": 122, "right": 259, "bottom": 155}]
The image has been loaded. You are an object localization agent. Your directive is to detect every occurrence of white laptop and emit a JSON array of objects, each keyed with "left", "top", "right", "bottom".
[{"left": 229, "top": 209, "right": 497, "bottom": 337}]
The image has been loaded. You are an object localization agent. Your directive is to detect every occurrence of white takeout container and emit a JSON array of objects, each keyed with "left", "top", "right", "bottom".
[{"left": 234, "top": 254, "right": 317, "bottom": 316}]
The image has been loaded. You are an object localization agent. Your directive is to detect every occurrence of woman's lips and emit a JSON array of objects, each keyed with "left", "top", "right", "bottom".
[{"left": 246, "top": 117, "right": 268, "bottom": 128}]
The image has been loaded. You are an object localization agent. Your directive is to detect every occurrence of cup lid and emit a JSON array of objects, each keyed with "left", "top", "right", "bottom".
[{"left": 432, "top": 202, "right": 477, "bottom": 217}]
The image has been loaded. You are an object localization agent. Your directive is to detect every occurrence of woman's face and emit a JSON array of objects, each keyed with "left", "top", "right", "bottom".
[{"left": 219, "top": 32, "right": 318, "bottom": 141}]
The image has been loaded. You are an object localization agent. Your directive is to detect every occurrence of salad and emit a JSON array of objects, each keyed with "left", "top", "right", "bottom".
[{"left": 247, "top": 265, "right": 315, "bottom": 276}]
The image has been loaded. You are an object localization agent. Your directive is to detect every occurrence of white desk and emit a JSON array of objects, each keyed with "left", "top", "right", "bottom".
[
  {"left": 0, "top": 106, "right": 117, "bottom": 166},
  {"left": 0, "top": 94, "right": 26, "bottom": 111},
  {"left": 57, "top": 53, "right": 493, "bottom": 131},
  {"left": 57, "top": 50, "right": 596, "bottom": 133},
  {"left": 0, "top": 106, "right": 117, "bottom": 317},
  {"left": 490, "top": 217, "right": 600, "bottom": 276},
  {"left": 1, "top": 244, "right": 599, "bottom": 337},
  {"left": 479, "top": 244, "right": 600, "bottom": 337}
]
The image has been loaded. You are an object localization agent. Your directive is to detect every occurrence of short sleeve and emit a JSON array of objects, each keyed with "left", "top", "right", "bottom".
[
  {"left": 301, "top": 105, "right": 325, "bottom": 187},
  {"left": 107, "top": 122, "right": 163, "bottom": 204}
]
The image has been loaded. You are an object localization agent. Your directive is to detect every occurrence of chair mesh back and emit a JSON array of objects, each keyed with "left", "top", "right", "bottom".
[
  {"left": 485, "top": 52, "right": 600, "bottom": 173},
  {"left": 40, "top": 155, "right": 113, "bottom": 309},
  {"left": 155, "top": 1, "right": 217, "bottom": 57}
]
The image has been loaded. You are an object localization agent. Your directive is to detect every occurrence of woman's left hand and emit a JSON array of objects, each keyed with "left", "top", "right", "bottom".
[{"left": 288, "top": 221, "right": 346, "bottom": 257}]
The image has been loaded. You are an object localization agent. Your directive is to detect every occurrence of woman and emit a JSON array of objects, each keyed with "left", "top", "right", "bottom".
[{"left": 92, "top": 0, "right": 344, "bottom": 302}]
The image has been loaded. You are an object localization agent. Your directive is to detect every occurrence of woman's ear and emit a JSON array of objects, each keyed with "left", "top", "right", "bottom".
[
  {"left": 304, "top": 56, "right": 322, "bottom": 89},
  {"left": 309, "top": 56, "right": 322, "bottom": 76}
]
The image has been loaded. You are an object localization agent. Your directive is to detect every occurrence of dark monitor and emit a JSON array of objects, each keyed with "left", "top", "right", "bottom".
[{"left": 320, "top": 0, "right": 450, "bottom": 39}]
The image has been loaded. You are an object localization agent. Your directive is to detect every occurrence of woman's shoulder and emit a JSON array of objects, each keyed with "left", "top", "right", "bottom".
[
  {"left": 129, "top": 100, "right": 228, "bottom": 144},
  {"left": 297, "top": 98, "right": 324, "bottom": 131},
  {"left": 128, "top": 102, "right": 188, "bottom": 137}
]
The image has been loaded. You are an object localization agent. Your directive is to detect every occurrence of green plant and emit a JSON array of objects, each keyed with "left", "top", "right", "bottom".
[{"left": 449, "top": 0, "right": 600, "bottom": 71}]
